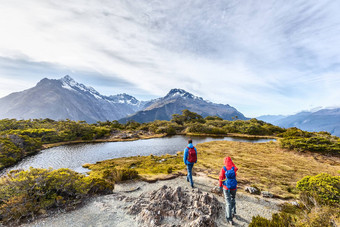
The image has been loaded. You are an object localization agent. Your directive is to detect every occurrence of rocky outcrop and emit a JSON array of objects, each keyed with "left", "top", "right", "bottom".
[{"left": 127, "top": 185, "right": 222, "bottom": 226}]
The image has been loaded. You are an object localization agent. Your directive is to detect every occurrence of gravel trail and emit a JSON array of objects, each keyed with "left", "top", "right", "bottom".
[{"left": 22, "top": 175, "right": 283, "bottom": 227}]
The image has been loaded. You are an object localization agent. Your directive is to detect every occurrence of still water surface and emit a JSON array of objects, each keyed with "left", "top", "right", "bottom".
[{"left": 4, "top": 135, "right": 275, "bottom": 174}]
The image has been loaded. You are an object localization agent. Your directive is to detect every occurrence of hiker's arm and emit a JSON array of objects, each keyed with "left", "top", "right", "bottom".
[
  {"left": 183, "top": 148, "right": 188, "bottom": 165},
  {"left": 194, "top": 147, "right": 197, "bottom": 163},
  {"left": 219, "top": 168, "right": 225, "bottom": 188}
]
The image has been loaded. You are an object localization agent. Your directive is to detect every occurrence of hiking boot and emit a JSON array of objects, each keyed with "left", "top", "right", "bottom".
[
  {"left": 187, "top": 177, "right": 189, "bottom": 182},
  {"left": 191, "top": 185, "right": 195, "bottom": 188},
  {"left": 227, "top": 219, "right": 234, "bottom": 225}
]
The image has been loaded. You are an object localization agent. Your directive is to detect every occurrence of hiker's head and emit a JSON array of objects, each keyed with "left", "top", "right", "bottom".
[
  {"left": 188, "top": 139, "right": 192, "bottom": 144},
  {"left": 224, "top": 156, "right": 233, "bottom": 167}
]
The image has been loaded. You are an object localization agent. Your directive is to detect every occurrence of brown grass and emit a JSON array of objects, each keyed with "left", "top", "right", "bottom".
[
  {"left": 184, "top": 132, "right": 277, "bottom": 139},
  {"left": 84, "top": 140, "right": 340, "bottom": 199},
  {"left": 195, "top": 140, "right": 340, "bottom": 198}
]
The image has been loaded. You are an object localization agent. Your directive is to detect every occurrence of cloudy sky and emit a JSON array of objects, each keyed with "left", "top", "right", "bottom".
[{"left": 0, "top": 0, "right": 340, "bottom": 117}]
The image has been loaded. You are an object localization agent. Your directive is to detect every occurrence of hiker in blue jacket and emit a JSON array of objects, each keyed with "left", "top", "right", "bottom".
[
  {"left": 219, "top": 157, "right": 238, "bottom": 225},
  {"left": 183, "top": 138, "right": 197, "bottom": 188}
]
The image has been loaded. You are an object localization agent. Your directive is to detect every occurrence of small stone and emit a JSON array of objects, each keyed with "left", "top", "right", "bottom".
[
  {"left": 290, "top": 201, "right": 299, "bottom": 207},
  {"left": 261, "top": 191, "right": 274, "bottom": 198},
  {"left": 245, "top": 186, "right": 261, "bottom": 195}
]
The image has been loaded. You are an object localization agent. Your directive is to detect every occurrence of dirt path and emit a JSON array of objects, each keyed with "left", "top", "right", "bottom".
[{"left": 22, "top": 175, "right": 283, "bottom": 227}]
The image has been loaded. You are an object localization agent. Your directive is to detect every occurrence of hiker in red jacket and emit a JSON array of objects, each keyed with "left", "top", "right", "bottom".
[
  {"left": 183, "top": 138, "right": 197, "bottom": 188},
  {"left": 219, "top": 156, "right": 238, "bottom": 225}
]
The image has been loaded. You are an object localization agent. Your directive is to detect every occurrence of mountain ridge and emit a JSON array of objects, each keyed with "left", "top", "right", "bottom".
[
  {"left": 119, "top": 88, "right": 247, "bottom": 123},
  {"left": 0, "top": 77, "right": 248, "bottom": 124},
  {"left": 257, "top": 107, "right": 340, "bottom": 137},
  {"left": 0, "top": 76, "right": 146, "bottom": 123}
]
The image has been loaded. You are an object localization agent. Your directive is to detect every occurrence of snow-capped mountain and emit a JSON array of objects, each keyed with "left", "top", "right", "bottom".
[
  {"left": 0, "top": 76, "right": 146, "bottom": 123},
  {"left": 0, "top": 77, "right": 248, "bottom": 124},
  {"left": 163, "top": 88, "right": 203, "bottom": 101},
  {"left": 119, "top": 88, "right": 247, "bottom": 123},
  {"left": 108, "top": 93, "right": 147, "bottom": 111}
]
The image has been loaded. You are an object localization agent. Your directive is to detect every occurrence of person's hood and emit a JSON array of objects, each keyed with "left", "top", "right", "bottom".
[
  {"left": 224, "top": 156, "right": 235, "bottom": 170},
  {"left": 187, "top": 143, "right": 194, "bottom": 148}
]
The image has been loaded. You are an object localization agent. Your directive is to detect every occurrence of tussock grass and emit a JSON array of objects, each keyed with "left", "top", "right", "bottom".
[
  {"left": 195, "top": 140, "right": 340, "bottom": 198},
  {"left": 85, "top": 140, "right": 340, "bottom": 198},
  {"left": 84, "top": 153, "right": 185, "bottom": 182}
]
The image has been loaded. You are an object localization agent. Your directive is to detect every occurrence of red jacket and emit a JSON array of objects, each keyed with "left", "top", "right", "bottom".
[{"left": 219, "top": 157, "right": 238, "bottom": 190}]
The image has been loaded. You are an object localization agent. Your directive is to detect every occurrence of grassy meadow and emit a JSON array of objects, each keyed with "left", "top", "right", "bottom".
[{"left": 84, "top": 140, "right": 340, "bottom": 199}]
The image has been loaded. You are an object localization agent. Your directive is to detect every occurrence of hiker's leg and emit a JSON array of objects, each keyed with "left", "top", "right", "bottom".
[
  {"left": 223, "top": 188, "right": 232, "bottom": 221},
  {"left": 186, "top": 165, "right": 189, "bottom": 182},
  {"left": 231, "top": 189, "right": 237, "bottom": 215},
  {"left": 187, "top": 164, "right": 194, "bottom": 187}
]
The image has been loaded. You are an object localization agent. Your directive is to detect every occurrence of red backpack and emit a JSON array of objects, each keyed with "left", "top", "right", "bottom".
[{"left": 187, "top": 147, "right": 197, "bottom": 163}]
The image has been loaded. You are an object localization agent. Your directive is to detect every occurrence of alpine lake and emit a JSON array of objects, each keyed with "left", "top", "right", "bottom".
[{"left": 2, "top": 135, "right": 275, "bottom": 174}]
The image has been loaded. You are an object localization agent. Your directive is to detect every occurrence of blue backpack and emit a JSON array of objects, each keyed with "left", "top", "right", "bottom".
[{"left": 223, "top": 166, "right": 237, "bottom": 189}]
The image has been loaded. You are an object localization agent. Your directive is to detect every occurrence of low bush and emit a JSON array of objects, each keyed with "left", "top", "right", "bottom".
[
  {"left": 296, "top": 173, "right": 340, "bottom": 205},
  {"left": 249, "top": 213, "right": 295, "bottom": 227},
  {"left": 101, "top": 168, "right": 139, "bottom": 183},
  {"left": 0, "top": 168, "right": 113, "bottom": 225},
  {"left": 249, "top": 173, "right": 340, "bottom": 226},
  {"left": 280, "top": 128, "right": 340, "bottom": 154}
]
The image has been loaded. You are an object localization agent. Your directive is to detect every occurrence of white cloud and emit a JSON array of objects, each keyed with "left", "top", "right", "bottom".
[{"left": 0, "top": 0, "right": 340, "bottom": 117}]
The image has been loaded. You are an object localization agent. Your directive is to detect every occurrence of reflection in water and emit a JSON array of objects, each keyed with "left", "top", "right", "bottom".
[{"left": 3, "top": 135, "right": 275, "bottom": 174}]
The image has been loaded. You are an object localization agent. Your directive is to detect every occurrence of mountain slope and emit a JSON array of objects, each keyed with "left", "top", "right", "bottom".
[
  {"left": 257, "top": 108, "right": 340, "bottom": 136},
  {"left": 256, "top": 115, "right": 287, "bottom": 123},
  {"left": 119, "top": 89, "right": 247, "bottom": 123},
  {"left": 0, "top": 76, "right": 145, "bottom": 123}
]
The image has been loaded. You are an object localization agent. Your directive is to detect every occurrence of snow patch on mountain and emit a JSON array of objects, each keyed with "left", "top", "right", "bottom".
[
  {"left": 61, "top": 75, "right": 103, "bottom": 100},
  {"left": 165, "top": 88, "right": 203, "bottom": 101}
]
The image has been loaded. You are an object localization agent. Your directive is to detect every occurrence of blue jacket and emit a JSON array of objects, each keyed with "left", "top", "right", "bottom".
[{"left": 183, "top": 143, "right": 197, "bottom": 165}]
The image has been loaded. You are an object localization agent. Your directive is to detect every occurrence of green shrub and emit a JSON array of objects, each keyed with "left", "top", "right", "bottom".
[
  {"left": 0, "top": 168, "right": 113, "bottom": 224},
  {"left": 171, "top": 109, "right": 205, "bottom": 125},
  {"left": 101, "top": 168, "right": 139, "bottom": 183},
  {"left": 249, "top": 215, "right": 271, "bottom": 226},
  {"left": 280, "top": 128, "right": 340, "bottom": 154},
  {"left": 167, "top": 167, "right": 173, "bottom": 174},
  {"left": 250, "top": 173, "right": 340, "bottom": 226},
  {"left": 205, "top": 116, "right": 223, "bottom": 121},
  {"left": 296, "top": 173, "right": 340, "bottom": 205},
  {"left": 249, "top": 213, "right": 295, "bottom": 227}
]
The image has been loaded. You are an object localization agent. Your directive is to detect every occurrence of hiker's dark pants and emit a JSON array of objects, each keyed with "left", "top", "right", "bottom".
[
  {"left": 186, "top": 163, "right": 194, "bottom": 187},
  {"left": 223, "top": 188, "right": 237, "bottom": 221}
]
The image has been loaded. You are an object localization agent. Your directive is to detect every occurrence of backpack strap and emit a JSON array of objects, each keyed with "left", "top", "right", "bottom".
[{"left": 222, "top": 166, "right": 227, "bottom": 183}]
